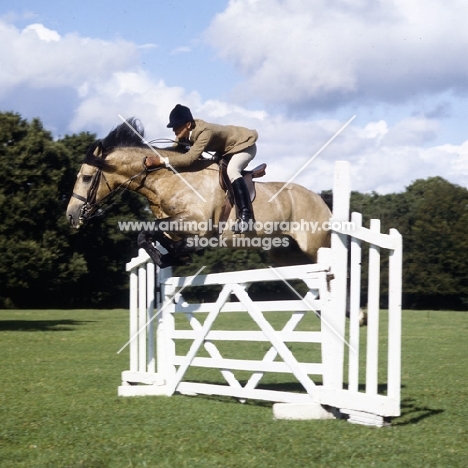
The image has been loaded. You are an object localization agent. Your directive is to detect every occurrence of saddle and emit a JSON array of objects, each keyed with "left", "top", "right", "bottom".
[{"left": 218, "top": 158, "right": 267, "bottom": 234}]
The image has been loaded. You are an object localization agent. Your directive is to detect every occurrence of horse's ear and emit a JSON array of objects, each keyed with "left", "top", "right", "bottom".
[
  {"left": 83, "top": 140, "right": 109, "bottom": 168},
  {"left": 85, "top": 140, "right": 103, "bottom": 159},
  {"left": 93, "top": 141, "right": 104, "bottom": 158}
]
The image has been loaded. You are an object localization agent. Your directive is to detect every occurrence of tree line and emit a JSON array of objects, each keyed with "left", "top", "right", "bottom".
[{"left": 0, "top": 111, "right": 466, "bottom": 310}]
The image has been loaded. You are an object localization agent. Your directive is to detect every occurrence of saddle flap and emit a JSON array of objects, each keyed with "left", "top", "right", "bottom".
[
  {"left": 245, "top": 163, "right": 267, "bottom": 179},
  {"left": 220, "top": 161, "right": 267, "bottom": 192}
]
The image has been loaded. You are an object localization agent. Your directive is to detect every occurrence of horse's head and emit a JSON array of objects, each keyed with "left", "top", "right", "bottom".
[
  {"left": 66, "top": 118, "right": 149, "bottom": 229},
  {"left": 66, "top": 141, "right": 114, "bottom": 229}
]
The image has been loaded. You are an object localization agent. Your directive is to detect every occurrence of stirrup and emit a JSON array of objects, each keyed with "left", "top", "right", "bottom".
[{"left": 231, "top": 216, "right": 255, "bottom": 234}]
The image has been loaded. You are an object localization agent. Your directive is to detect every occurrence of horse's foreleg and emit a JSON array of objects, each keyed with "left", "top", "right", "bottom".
[
  {"left": 158, "top": 236, "right": 198, "bottom": 267},
  {"left": 137, "top": 229, "right": 195, "bottom": 268},
  {"left": 137, "top": 231, "right": 163, "bottom": 266}
]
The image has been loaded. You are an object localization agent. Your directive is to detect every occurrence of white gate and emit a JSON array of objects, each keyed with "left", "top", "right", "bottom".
[{"left": 118, "top": 161, "right": 403, "bottom": 427}]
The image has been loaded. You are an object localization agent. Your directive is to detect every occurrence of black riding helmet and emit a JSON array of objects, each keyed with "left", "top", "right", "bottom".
[{"left": 167, "top": 104, "right": 194, "bottom": 128}]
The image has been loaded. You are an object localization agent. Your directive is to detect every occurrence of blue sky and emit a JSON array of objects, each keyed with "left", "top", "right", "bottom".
[{"left": 1, "top": 0, "right": 467, "bottom": 194}]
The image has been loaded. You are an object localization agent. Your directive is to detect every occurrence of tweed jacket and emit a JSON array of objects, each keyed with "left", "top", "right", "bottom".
[{"left": 167, "top": 119, "right": 258, "bottom": 167}]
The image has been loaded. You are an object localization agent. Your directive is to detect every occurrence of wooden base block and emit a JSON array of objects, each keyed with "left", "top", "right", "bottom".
[{"left": 273, "top": 403, "right": 337, "bottom": 420}]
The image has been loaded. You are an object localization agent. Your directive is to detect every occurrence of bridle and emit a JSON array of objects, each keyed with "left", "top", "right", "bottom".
[
  {"left": 71, "top": 167, "right": 111, "bottom": 222},
  {"left": 71, "top": 156, "right": 160, "bottom": 224}
]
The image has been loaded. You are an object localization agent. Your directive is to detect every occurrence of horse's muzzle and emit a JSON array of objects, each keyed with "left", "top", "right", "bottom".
[
  {"left": 66, "top": 204, "right": 84, "bottom": 229},
  {"left": 67, "top": 213, "right": 82, "bottom": 229}
]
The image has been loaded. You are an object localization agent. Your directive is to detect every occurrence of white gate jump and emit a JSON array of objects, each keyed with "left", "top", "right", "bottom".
[{"left": 118, "top": 161, "right": 403, "bottom": 427}]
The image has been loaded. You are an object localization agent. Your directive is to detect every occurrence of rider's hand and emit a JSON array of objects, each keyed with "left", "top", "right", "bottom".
[{"left": 145, "top": 156, "right": 165, "bottom": 168}]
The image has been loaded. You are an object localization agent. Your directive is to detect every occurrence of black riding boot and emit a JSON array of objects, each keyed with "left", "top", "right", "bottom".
[{"left": 231, "top": 177, "right": 254, "bottom": 233}]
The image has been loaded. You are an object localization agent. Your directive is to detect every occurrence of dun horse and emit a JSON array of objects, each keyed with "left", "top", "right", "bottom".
[{"left": 66, "top": 119, "right": 332, "bottom": 268}]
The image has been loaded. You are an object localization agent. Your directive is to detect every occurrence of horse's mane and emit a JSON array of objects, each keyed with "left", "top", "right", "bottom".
[
  {"left": 83, "top": 118, "right": 147, "bottom": 168},
  {"left": 102, "top": 118, "right": 146, "bottom": 151}
]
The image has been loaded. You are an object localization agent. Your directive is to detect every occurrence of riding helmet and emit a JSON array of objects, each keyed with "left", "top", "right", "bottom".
[{"left": 167, "top": 104, "right": 194, "bottom": 128}]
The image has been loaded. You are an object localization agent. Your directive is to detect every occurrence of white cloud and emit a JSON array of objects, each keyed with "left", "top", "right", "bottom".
[
  {"left": 170, "top": 46, "right": 191, "bottom": 54},
  {"left": 23, "top": 23, "right": 60, "bottom": 42},
  {"left": 0, "top": 20, "right": 139, "bottom": 93},
  {"left": 247, "top": 115, "right": 466, "bottom": 194},
  {"left": 71, "top": 76, "right": 467, "bottom": 195},
  {"left": 138, "top": 43, "right": 158, "bottom": 51},
  {"left": 69, "top": 72, "right": 191, "bottom": 137},
  {"left": 359, "top": 121, "right": 388, "bottom": 143},
  {"left": 70, "top": 77, "right": 269, "bottom": 138},
  {"left": 381, "top": 117, "right": 439, "bottom": 146},
  {"left": 421, "top": 142, "right": 468, "bottom": 183},
  {"left": 205, "top": 0, "right": 468, "bottom": 110},
  {"left": 0, "top": 14, "right": 464, "bottom": 197},
  {"left": 197, "top": 99, "right": 267, "bottom": 124}
]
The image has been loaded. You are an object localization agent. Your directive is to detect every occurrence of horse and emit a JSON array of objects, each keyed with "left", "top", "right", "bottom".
[{"left": 66, "top": 119, "right": 332, "bottom": 268}]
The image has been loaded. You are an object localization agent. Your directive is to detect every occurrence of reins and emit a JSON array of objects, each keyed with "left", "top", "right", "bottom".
[
  {"left": 72, "top": 136, "right": 219, "bottom": 223},
  {"left": 73, "top": 157, "right": 162, "bottom": 222}
]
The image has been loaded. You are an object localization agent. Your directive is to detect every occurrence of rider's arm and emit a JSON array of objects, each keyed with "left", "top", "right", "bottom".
[{"left": 165, "top": 127, "right": 212, "bottom": 168}]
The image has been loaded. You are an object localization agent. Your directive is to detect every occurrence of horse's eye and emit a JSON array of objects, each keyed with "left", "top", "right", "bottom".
[{"left": 82, "top": 175, "right": 92, "bottom": 183}]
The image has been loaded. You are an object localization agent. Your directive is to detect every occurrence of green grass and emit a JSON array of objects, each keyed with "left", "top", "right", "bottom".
[{"left": 0, "top": 309, "right": 467, "bottom": 468}]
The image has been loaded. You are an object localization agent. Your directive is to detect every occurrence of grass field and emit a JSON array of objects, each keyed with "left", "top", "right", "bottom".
[{"left": 0, "top": 309, "right": 467, "bottom": 468}]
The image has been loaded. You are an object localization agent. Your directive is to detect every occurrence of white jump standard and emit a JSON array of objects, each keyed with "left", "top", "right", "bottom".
[{"left": 118, "top": 161, "right": 403, "bottom": 427}]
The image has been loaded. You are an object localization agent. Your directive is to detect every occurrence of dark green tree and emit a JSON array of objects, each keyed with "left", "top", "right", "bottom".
[
  {"left": 1, "top": 110, "right": 467, "bottom": 310},
  {"left": 0, "top": 111, "right": 151, "bottom": 308},
  {"left": 350, "top": 178, "right": 468, "bottom": 310},
  {"left": 0, "top": 112, "right": 83, "bottom": 307},
  {"left": 403, "top": 177, "right": 468, "bottom": 309}
]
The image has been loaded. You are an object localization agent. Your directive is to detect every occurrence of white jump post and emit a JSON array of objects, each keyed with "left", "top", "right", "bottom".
[
  {"left": 320, "top": 161, "right": 351, "bottom": 390},
  {"left": 118, "top": 161, "right": 403, "bottom": 427}
]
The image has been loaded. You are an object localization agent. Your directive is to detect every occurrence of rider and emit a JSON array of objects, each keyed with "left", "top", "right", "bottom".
[{"left": 145, "top": 104, "right": 258, "bottom": 233}]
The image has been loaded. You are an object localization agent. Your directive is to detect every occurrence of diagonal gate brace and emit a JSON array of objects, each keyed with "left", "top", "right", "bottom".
[
  {"left": 232, "top": 283, "right": 317, "bottom": 397},
  {"left": 167, "top": 283, "right": 233, "bottom": 395},
  {"left": 182, "top": 310, "right": 243, "bottom": 391}
]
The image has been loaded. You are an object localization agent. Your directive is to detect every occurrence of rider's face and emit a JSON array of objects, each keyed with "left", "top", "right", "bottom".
[{"left": 174, "top": 122, "right": 191, "bottom": 140}]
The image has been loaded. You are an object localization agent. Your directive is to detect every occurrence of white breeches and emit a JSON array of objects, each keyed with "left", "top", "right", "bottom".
[{"left": 226, "top": 144, "right": 257, "bottom": 182}]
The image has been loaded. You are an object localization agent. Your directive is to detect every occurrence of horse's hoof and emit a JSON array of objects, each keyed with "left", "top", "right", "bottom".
[
  {"left": 140, "top": 243, "right": 163, "bottom": 266},
  {"left": 147, "top": 249, "right": 163, "bottom": 266}
]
